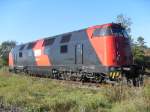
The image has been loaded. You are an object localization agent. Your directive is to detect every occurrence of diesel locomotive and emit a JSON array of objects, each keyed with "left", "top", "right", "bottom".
[{"left": 9, "top": 23, "right": 144, "bottom": 86}]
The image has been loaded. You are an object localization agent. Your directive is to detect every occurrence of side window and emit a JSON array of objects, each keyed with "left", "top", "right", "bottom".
[
  {"left": 43, "top": 38, "right": 55, "bottom": 46},
  {"left": 60, "top": 45, "right": 68, "bottom": 53},
  {"left": 19, "top": 44, "right": 25, "bottom": 50},
  {"left": 27, "top": 42, "right": 36, "bottom": 49},
  {"left": 19, "top": 52, "right": 22, "bottom": 58},
  {"left": 60, "top": 34, "right": 71, "bottom": 43}
]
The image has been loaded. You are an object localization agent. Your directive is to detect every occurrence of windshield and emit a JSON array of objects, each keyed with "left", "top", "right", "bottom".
[{"left": 111, "top": 26, "right": 129, "bottom": 38}]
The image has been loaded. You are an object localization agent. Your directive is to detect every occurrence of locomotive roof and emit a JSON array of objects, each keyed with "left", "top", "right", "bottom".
[{"left": 14, "top": 23, "right": 120, "bottom": 49}]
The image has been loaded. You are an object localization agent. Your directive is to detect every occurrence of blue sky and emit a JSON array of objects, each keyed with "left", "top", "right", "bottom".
[{"left": 0, "top": 0, "right": 150, "bottom": 47}]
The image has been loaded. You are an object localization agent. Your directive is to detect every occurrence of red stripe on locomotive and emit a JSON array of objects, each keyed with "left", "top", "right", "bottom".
[
  {"left": 9, "top": 52, "right": 14, "bottom": 66},
  {"left": 33, "top": 39, "right": 52, "bottom": 66}
]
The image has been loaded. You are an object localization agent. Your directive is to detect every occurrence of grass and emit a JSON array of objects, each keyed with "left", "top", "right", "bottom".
[{"left": 0, "top": 67, "right": 149, "bottom": 112}]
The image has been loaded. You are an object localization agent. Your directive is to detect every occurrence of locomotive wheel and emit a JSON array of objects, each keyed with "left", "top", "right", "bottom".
[
  {"left": 14, "top": 68, "right": 18, "bottom": 74},
  {"left": 80, "top": 74, "right": 88, "bottom": 83},
  {"left": 70, "top": 76, "right": 77, "bottom": 81},
  {"left": 139, "top": 75, "right": 144, "bottom": 86},
  {"left": 9, "top": 69, "right": 12, "bottom": 72},
  {"left": 53, "top": 73, "right": 59, "bottom": 79},
  {"left": 126, "top": 75, "right": 143, "bottom": 87},
  {"left": 95, "top": 74, "right": 104, "bottom": 83},
  {"left": 132, "top": 75, "right": 143, "bottom": 87}
]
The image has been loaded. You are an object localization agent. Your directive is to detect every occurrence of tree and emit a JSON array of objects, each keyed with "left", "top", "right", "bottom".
[
  {"left": 132, "top": 45, "right": 145, "bottom": 64},
  {"left": 116, "top": 14, "right": 132, "bottom": 35},
  {"left": 0, "top": 41, "right": 16, "bottom": 66},
  {"left": 137, "top": 36, "right": 146, "bottom": 48},
  {"left": 115, "top": 14, "right": 134, "bottom": 46},
  {"left": 132, "top": 36, "right": 147, "bottom": 64}
]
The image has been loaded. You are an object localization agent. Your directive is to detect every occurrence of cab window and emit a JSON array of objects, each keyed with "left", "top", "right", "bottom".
[
  {"left": 111, "top": 25, "right": 129, "bottom": 38},
  {"left": 93, "top": 27, "right": 112, "bottom": 37}
]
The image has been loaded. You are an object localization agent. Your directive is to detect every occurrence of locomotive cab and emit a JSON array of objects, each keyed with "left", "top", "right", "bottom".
[
  {"left": 87, "top": 23, "right": 133, "bottom": 81},
  {"left": 90, "top": 23, "right": 132, "bottom": 67}
]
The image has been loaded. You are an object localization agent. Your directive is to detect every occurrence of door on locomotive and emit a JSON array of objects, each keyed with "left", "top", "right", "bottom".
[
  {"left": 14, "top": 53, "right": 17, "bottom": 65},
  {"left": 75, "top": 44, "right": 83, "bottom": 64}
]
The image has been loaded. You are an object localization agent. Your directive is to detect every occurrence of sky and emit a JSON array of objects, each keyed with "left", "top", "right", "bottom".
[{"left": 0, "top": 0, "right": 150, "bottom": 47}]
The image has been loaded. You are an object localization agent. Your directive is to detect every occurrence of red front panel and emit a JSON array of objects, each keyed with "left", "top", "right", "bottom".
[{"left": 86, "top": 28, "right": 117, "bottom": 66}]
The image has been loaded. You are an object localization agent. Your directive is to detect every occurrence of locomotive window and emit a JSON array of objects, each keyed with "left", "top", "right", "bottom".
[
  {"left": 27, "top": 42, "right": 36, "bottom": 49},
  {"left": 123, "top": 31, "right": 128, "bottom": 38},
  {"left": 19, "top": 44, "right": 25, "bottom": 50},
  {"left": 60, "top": 34, "right": 71, "bottom": 43},
  {"left": 60, "top": 45, "right": 68, "bottom": 53},
  {"left": 93, "top": 27, "right": 112, "bottom": 37},
  {"left": 111, "top": 25, "right": 129, "bottom": 38},
  {"left": 43, "top": 38, "right": 55, "bottom": 46},
  {"left": 19, "top": 52, "right": 22, "bottom": 58},
  {"left": 111, "top": 28, "right": 123, "bottom": 37}
]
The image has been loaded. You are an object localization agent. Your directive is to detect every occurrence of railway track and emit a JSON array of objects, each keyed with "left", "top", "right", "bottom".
[{"left": 54, "top": 79, "right": 103, "bottom": 90}]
